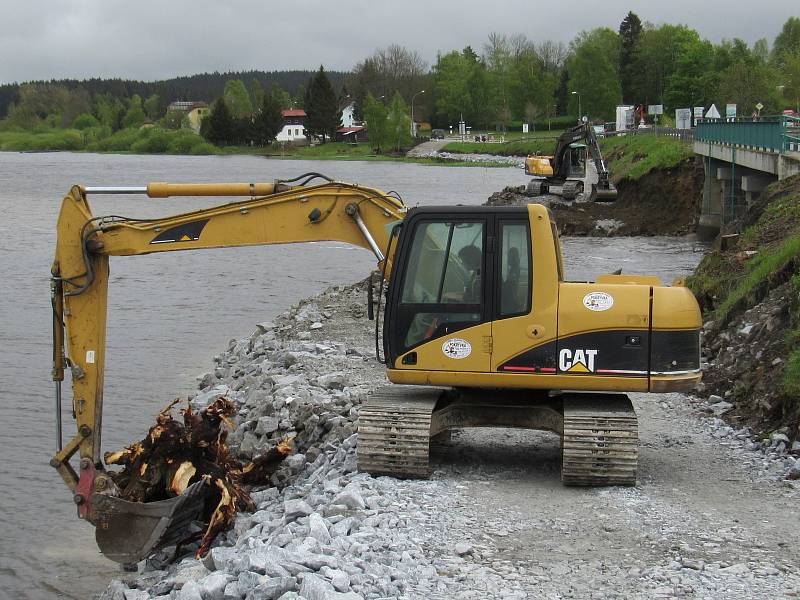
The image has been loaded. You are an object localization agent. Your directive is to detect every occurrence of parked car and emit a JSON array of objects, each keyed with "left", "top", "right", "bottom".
[{"left": 431, "top": 129, "right": 445, "bottom": 139}]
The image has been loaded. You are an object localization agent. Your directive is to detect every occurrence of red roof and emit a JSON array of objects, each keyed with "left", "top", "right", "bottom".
[{"left": 282, "top": 109, "right": 306, "bottom": 117}]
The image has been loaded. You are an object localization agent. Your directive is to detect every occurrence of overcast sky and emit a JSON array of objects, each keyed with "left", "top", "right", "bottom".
[{"left": 0, "top": 1, "right": 795, "bottom": 84}]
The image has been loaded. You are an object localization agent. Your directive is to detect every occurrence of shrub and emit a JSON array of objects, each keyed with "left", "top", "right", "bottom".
[
  {"left": 130, "top": 129, "right": 171, "bottom": 153},
  {"left": 72, "top": 113, "right": 101, "bottom": 130}
]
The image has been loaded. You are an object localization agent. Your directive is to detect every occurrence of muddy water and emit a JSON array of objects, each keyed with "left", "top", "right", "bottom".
[{"left": 0, "top": 152, "right": 703, "bottom": 599}]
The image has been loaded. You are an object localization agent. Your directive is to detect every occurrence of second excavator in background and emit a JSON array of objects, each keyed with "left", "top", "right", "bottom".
[{"left": 524, "top": 123, "right": 618, "bottom": 201}]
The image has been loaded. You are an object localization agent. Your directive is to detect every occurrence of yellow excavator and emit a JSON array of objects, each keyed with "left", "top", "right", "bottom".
[
  {"left": 50, "top": 173, "right": 700, "bottom": 564},
  {"left": 524, "top": 123, "right": 618, "bottom": 201}
]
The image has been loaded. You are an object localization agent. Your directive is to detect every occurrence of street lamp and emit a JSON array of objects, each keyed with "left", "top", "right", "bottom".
[
  {"left": 571, "top": 91, "right": 581, "bottom": 123},
  {"left": 411, "top": 89, "right": 425, "bottom": 137}
]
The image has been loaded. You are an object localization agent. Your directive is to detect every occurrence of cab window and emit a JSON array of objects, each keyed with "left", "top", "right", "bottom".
[
  {"left": 498, "top": 222, "right": 531, "bottom": 317},
  {"left": 397, "top": 221, "right": 484, "bottom": 350}
]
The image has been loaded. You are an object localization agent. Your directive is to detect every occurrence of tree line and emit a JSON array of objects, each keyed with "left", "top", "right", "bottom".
[
  {"left": 1, "top": 14, "right": 799, "bottom": 146},
  {"left": 345, "top": 15, "right": 800, "bottom": 128}
]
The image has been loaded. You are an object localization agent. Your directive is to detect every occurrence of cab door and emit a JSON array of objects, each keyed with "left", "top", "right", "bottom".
[
  {"left": 385, "top": 214, "right": 493, "bottom": 373},
  {"left": 490, "top": 213, "right": 561, "bottom": 375}
]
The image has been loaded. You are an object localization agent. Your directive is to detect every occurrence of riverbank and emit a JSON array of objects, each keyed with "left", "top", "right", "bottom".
[
  {"left": 102, "top": 274, "right": 800, "bottom": 600},
  {"left": 0, "top": 128, "right": 517, "bottom": 167},
  {"left": 688, "top": 174, "right": 800, "bottom": 441},
  {"left": 486, "top": 157, "right": 702, "bottom": 237}
]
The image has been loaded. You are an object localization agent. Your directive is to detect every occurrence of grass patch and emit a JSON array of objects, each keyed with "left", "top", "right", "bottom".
[
  {"left": 739, "top": 184, "right": 800, "bottom": 248},
  {"left": 784, "top": 350, "right": 800, "bottom": 396},
  {"left": 600, "top": 135, "right": 693, "bottom": 180},
  {"left": 441, "top": 136, "right": 559, "bottom": 157},
  {"left": 713, "top": 233, "right": 800, "bottom": 324},
  {"left": 0, "top": 126, "right": 217, "bottom": 155},
  {"left": 0, "top": 128, "right": 84, "bottom": 151}
]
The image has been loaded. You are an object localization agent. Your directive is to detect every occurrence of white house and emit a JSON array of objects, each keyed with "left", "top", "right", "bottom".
[{"left": 277, "top": 109, "right": 307, "bottom": 142}]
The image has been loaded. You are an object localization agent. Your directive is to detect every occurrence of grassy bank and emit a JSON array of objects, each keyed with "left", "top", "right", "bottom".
[
  {"left": 0, "top": 126, "right": 217, "bottom": 154},
  {"left": 0, "top": 128, "right": 514, "bottom": 167},
  {"left": 441, "top": 129, "right": 564, "bottom": 157},
  {"left": 688, "top": 175, "right": 800, "bottom": 406},
  {"left": 600, "top": 135, "right": 694, "bottom": 181},
  {"left": 441, "top": 131, "right": 694, "bottom": 182}
]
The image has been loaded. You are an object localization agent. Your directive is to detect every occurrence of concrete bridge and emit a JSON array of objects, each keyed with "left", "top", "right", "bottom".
[{"left": 694, "top": 116, "right": 800, "bottom": 239}]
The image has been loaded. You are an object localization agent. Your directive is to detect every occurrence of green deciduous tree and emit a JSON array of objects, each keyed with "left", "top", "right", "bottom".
[
  {"left": 143, "top": 94, "right": 161, "bottom": 121},
  {"left": 305, "top": 66, "right": 339, "bottom": 142},
  {"left": 160, "top": 109, "right": 189, "bottom": 130},
  {"left": 269, "top": 83, "right": 291, "bottom": 109},
  {"left": 773, "top": 17, "right": 800, "bottom": 65},
  {"left": 431, "top": 48, "right": 490, "bottom": 128},
  {"left": 93, "top": 93, "right": 125, "bottom": 131},
  {"left": 718, "top": 60, "right": 779, "bottom": 115},
  {"left": 385, "top": 92, "right": 412, "bottom": 151},
  {"left": 223, "top": 79, "right": 253, "bottom": 118},
  {"left": 632, "top": 24, "right": 701, "bottom": 107},
  {"left": 72, "top": 113, "right": 100, "bottom": 129},
  {"left": 122, "top": 95, "right": 146, "bottom": 128},
  {"left": 664, "top": 37, "right": 718, "bottom": 109},
  {"left": 567, "top": 28, "right": 622, "bottom": 120},
  {"left": 363, "top": 92, "right": 388, "bottom": 152},
  {"left": 508, "top": 48, "right": 556, "bottom": 124},
  {"left": 248, "top": 79, "right": 264, "bottom": 109},
  {"left": 780, "top": 51, "right": 800, "bottom": 112}
]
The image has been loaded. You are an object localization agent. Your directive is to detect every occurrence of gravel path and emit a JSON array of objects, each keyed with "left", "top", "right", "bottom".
[{"left": 103, "top": 280, "right": 800, "bottom": 600}]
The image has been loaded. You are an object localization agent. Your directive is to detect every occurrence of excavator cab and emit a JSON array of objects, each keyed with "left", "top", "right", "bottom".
[{"left": 382, "top": 206, "right": 533, "bottom": 373}]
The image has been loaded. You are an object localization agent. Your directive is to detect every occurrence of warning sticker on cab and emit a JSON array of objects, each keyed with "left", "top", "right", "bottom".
[
  {"left": 583, "top": 291, "right": 614, "bottom": 312},
  {"left": 442, "top": 338, "right": 472, "bottom": 359}
]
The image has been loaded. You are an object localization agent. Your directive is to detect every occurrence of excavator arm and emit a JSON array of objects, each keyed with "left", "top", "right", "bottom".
[
  {"left": 49, "top": 175, "right": 405, "bottom": 560},
  {"left": 548, "top": 124, "right": 616, "bottom": 200}
]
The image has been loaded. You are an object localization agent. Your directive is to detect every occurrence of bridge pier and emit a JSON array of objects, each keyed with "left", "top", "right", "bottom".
[
  {"left": 741, "top": 174, "right": 774, "bottom": 208},
  {"left": 694, "top": 116, "right": 800, "bottom": 240}
]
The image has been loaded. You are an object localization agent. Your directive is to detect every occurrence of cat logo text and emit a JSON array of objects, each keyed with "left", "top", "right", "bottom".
[{"left": 558, "top": 348, "right": 598, "bottom": 373}]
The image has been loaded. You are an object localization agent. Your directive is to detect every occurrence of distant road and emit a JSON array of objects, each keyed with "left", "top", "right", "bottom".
[{"left": 406, "top": 139, "right": 449, "bottom": 157}]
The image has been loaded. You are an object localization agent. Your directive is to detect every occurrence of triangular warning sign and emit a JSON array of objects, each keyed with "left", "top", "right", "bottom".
[
  {"left": 567, "top": 362, "right": 590, "bottom": 373},
  {"left": 180, "top": 234, "right": 192, "bottom": 241}
]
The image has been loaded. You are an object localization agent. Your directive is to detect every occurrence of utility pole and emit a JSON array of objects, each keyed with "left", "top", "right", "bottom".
[
  {"left": 572, "top": 91, "right": 581, "bottom": 123},
  {"left": 411, "top": 90, "right": 425, "bottom": 137}
]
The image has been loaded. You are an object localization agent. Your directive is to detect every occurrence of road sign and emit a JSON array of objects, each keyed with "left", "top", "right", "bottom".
[
  {"left": 675, "top": 108, "right": 692, "bottom": 129},
  {"left": 726, "top": 104, "right": 737, "bottom": 118},
  {"left": 648, "top": 104, "right": 663, "bottom": 115},
  {"left": 756, "top": 102, "right": 764, "bottom": 111}
]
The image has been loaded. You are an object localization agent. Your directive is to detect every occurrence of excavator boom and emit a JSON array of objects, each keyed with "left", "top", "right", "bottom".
[{"left": 50, "top": 175, "right": 405, "bottom": 563}]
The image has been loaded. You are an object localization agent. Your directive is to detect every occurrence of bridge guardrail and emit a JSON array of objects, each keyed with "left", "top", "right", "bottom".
[{"left": 695, "top": 115, "right": 799, "bottom": 153}]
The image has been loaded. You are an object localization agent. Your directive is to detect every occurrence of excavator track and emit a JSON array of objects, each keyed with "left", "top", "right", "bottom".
[
  {"left": 561, "top": 394, "right": 638, "bottom": 486},
  {"left": 357, "top": 386, "right": 441, "bottom": 478}
]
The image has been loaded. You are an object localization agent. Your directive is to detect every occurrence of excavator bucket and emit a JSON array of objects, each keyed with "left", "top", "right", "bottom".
[
  {"left": 595, "top": 183, "right": 618, "bottom": 202},
  {"left": 92, "top": 481, "right": 208, "bottom": 564}
]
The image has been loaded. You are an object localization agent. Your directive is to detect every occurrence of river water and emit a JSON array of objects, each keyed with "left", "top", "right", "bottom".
[{"left": 0, "top": 152, "right": 704, "bottom": 599}]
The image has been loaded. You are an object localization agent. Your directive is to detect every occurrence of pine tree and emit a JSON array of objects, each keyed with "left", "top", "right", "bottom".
[
  {"left": 204, "top": 97, "right": 234, "bottom": 146},
  {"left": 253, "top": 90, "right": 283, "bottom": 145},
  {"left": 619, "top": 11, "right": 643, "bottom": 103},
  {"left": 305, "top": 66, "right": 339, "bottom": 142}
]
